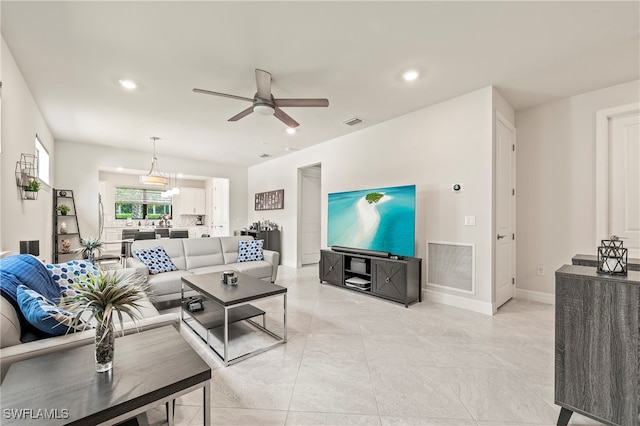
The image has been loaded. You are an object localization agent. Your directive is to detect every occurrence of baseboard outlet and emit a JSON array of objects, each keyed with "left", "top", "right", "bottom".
[
  {"left": 516, "top": 288, "right": 555, "bottom": 305},
  {"left": 425, "top": 288, "right": 495, "bottom": 315}
]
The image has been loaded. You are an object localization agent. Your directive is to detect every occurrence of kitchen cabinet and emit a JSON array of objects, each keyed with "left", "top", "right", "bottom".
[{"left": 176, "top": 187, "right": 206, "bottom": 215}]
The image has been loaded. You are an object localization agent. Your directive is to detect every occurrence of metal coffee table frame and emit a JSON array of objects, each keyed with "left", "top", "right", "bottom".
[{"left": 181, "top": 274, "right": 287, "bottom": 366}]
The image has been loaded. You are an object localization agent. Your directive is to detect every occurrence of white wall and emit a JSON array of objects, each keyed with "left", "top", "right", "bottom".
[
  {"left": 1, "top": 38, "right": 56, "bottom": 261},
  {"left": 515, "top": 79, "right": 639, "bottom": 297},
  {"left": 54, "top": 141, "right": 248, "bottom": 240},
  {"left": 249, "top": 87, "right": 497, "bottom": 309}
]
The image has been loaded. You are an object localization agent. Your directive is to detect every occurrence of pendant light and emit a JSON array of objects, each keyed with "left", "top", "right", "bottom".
[{"left": 139, "top": 136, "right": 168, "bottom": 186}]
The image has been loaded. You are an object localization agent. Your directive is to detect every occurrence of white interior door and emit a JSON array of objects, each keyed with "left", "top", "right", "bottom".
[
  {"left": 209, "top": 178, "right": 229, "bottom": 237},
  {"left": 300, "top": 165, "right": 321, "bottom": 265},
  {"left": 609, "top": 112, "right": 640, "bottom": 257},
  {"left": 495, "top": 114, "right": 516, "bottom": 308}
]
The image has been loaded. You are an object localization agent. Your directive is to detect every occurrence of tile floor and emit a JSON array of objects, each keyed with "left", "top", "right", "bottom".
[{"left": 143, "top": 265, "right": 604, "bottom": 426}]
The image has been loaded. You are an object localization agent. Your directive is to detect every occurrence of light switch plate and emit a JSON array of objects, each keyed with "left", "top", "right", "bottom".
[{"left": 464, "top": 216, "right": 476, "bottom": 226}]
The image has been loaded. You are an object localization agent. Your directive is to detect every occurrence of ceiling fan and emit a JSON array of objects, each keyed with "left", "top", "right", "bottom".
[{"left": 193, "top": 69, "right": 329, "bottom": 128}]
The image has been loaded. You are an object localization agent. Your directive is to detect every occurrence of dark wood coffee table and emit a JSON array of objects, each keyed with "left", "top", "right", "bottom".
[
  {"left": 0, "top": 326, "right": 211, "bottom": 425},
  {"left": 181, "top": 272, "right": 287, "bottom": 366}
]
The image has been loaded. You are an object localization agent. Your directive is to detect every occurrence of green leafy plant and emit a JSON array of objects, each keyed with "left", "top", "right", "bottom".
[
  {"left": 76, "top": 236, "right": 103, "bottom": 262},
  {"left": 24, "top": 179, "right": 40, "bottom": 192},
  {"left": 56, "top": 204, "right": 71, "bottom": 214},
  {"left": 59, "top": 270, "right": 151, "bottom": 334}
]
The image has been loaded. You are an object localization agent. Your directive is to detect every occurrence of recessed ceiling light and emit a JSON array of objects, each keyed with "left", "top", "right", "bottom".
[
  {"left": 286, "top": 128, "right": 296, "bottom": 135},
  {"left": 402, "top": 69, "right": 420, "bottom": 82},
  {"left": 119, "top": 79, "right": 137, "bottom": 90}
]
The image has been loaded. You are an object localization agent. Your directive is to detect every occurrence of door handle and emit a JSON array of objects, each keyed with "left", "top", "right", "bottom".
[{"left": 497, "top": 234, "right": 506, "bottom": 240}]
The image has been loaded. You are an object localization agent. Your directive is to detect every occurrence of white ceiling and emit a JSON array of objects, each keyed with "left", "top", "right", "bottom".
[{"left": 2, "top": 1, "right": 639, "bottom": 167}]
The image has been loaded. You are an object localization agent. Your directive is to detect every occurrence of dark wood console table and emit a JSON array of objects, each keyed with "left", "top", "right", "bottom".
[
  {"left": 571, "top": 253, "right": 640, "bottom": 271},
  {"left": 319, "top": 249, "right": 421, "bottom": 307},
  {"left": 555, "top": 264, "right": 640, "bottom": 426}
]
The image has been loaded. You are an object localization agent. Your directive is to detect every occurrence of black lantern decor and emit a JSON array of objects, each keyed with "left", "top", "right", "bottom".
[{"left": 597, "top": 236, "right": 628, "bottom": 276}]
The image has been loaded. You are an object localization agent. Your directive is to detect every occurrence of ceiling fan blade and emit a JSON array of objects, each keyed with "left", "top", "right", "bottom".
[
  {"left": 193, "top": 88, "right": 253, "bottom": 102},
  {"left": 274, "top": 107, "right": 300, "bottom": 128},
  {"left": 255, "top": 69, "right": 272, "bottom": 100},
  {"left": 275, "top": 98, "right": 329, "bottom": 108},
  {"left": 228, "top": 106, "right": 254, "bottom": 122}
]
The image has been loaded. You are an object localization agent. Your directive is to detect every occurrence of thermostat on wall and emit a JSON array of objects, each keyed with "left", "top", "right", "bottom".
[{"left": 451, "top": 183, "right": 462, "bottom": 192}]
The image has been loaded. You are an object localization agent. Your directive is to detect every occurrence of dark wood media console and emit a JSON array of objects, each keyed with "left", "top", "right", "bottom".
[
  {"left": 555, "top": 264, "right": 640, "bottom": 426},
  {"left": 319, "top": 249, "right": 422, "bottom": 307}
]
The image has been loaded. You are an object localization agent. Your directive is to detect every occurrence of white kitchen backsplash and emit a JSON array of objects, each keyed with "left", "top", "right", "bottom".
[{"left": 107, "top": 215, "right": 205, "bottom": 228}]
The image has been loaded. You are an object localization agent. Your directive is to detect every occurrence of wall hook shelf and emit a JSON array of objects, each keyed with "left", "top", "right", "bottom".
[{"left": 15, "top": 153, "right": 40, "bottom": 200}]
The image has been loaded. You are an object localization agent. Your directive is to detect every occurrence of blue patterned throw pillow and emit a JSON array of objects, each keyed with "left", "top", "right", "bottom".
[
  {"left": 17, "top": 285, "right": 89, "bottom": 337},
  {"left": 237, "top": 239, "right": 264, "bottom": 262},
  {"left": 46, "top": 260, "right": 98, "bottom": 297},
  {"left": 133, "top": 246, "right": 178, "bottom": 274}
]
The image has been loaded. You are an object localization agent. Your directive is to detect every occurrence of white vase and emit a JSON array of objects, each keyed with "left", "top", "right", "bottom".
[{"left": 60, "top": 222, "right": 68, "bottom": 234}]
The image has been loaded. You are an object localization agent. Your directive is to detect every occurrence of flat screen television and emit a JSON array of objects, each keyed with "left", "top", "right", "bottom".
[{"left": 327, "top": 184, "right": 416, "bottom": 257}]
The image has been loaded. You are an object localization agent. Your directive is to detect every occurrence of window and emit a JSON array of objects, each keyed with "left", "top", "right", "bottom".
[
  {"left": 35, "top": 135, "right": 49, "bottom": 184},
  {"left": 115, "top": 187, "right": 172, "bottom": 219}
]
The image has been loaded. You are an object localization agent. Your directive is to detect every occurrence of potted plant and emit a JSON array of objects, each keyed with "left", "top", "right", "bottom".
[
  {"left": 76, "top": 236, "right": 103, "bottom": 264},
  {"left": 59, "top": 270, "right": 151, "bottom": 372},
  {"left": 23, "top": 179, "right": 40, "bottom": 200},
  {"left": 57, "top": 204, "right": 71, "bottom": 215}
]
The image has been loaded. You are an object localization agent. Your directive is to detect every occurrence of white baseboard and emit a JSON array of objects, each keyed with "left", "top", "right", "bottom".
[
  {"left": 515, "top": 288, "right": 555, "bottom": 305},
  {"left": 425, "top": 289, "right": 495, "bottom": 315}
]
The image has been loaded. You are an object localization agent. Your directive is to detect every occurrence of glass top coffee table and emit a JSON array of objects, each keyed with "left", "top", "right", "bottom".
[{"left": 181, "top": 272, "right": 287, "bottom": 366}]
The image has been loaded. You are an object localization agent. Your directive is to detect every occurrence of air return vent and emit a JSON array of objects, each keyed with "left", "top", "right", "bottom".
[
  {"left": 427, "top": 242, "right": 474, "bottom": 294},
  {"left": 342, "top": 117, "right": 363, "bottom": 126}
]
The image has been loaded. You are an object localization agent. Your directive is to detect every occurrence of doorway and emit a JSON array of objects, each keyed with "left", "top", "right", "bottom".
[
  {"left": 596, "top": 103, "right": 640, "bottom": 257},
  {"left": 494, "top": 113, "right": 516, "bottom": 308},
  {"left": 297, "top": 164, "right": 322, "bottom": 266}
]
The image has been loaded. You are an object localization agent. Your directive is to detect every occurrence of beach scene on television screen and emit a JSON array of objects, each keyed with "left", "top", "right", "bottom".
[{"left": 328, "top": 185, "right": 416, "bottom": 257}]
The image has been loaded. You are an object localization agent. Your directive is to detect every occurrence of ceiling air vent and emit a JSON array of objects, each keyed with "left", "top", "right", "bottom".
[
  {"left": 259, "top": 153, "right": 271, "bottom": 158},
  {"left": 342, "top": 117, "right": 363, "bottom": 126}
]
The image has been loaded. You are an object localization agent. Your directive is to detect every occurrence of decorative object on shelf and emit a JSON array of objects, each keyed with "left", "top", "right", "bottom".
[
  {"left": 57, "top": 204, "right": 71, "bottom": 215},
  {"left": 59, "top": 190, "right": 67, "bottom": 197},
  {"left": 76, "top": 236, "right": 103, "bottom": 264},
  {"left": 58, "top": 270, "right": 150, "bottom": 372},
  {"left": 60, "top": 239, "right": 71, "bottom": 253},
  {"left": 139, "top": 136, "right": 168, "bottom": 186},
  {"left": 19, "top": 240, "right": 40, "bottom": 256},
  {"left": 59, "top": 222, "right": 68, "bottom": 234},
  {"left": 597, "top": 235, "right": 628, "bottom": 276},
  {"left": 254, "top": 189, "right": 284, "bottom": 211}
]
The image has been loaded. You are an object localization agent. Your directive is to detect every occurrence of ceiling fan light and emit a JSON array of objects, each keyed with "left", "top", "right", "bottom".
[{"left": 254, "top": 104, "right": 275, "bottom": 116}]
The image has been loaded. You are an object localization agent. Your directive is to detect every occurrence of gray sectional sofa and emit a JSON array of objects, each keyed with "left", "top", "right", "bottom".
[{"left": 126, "top": 236, "right": 280, "bottom": 303}]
